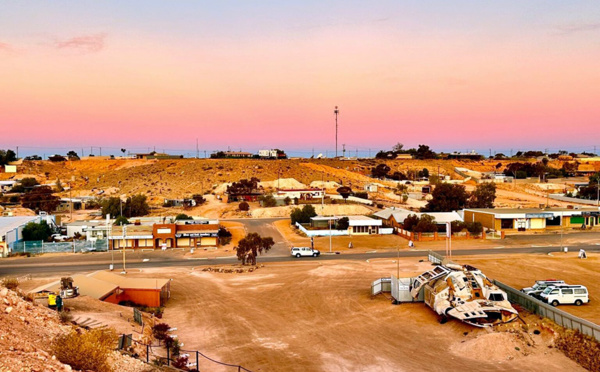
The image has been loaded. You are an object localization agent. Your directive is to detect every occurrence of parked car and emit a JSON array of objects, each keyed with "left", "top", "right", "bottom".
[
  {"left": 522, "top": 280, "right": 566, "bottom": 298},
  {"left": 291, "top": 247, "right": 320, "bottom": 258},
  {"left": 540, "top": 284, "right": 589, "bottom": 306},
  {"left": 51, "top": 234, "right": 69, "bottom": 242}
]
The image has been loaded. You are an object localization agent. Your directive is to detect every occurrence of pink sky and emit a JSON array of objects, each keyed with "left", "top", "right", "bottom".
[{"left": 1, "top": 2, "right": 600, "bottom": 155}]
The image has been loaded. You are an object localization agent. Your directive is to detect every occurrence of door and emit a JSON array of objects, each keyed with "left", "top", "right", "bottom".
[{"left": 561, "top": 288, "right": 574, "bottom": 304}]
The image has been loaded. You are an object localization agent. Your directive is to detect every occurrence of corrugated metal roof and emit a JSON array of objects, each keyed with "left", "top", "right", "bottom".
[
  {"left": 90, "top": 271, "right": 170, "bottom": 290},
  {"left": 0, "top": 216, "right": 40, "bottom": 236}
]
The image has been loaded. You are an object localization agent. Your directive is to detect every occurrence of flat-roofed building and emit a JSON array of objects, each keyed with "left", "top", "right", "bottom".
[{"left": 463, "top": 207, "right": 600, "bottom": 231}]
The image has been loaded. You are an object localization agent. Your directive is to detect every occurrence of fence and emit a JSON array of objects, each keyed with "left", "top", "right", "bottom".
[
  {"left": 119, "top": 334, "right": 253, "bottom": 371},
  {"left": 427, "top": 250, "right": 444, "bottom": 264},
  {"left": 9, "top": 239, "right": 109, "bottom": 254},
  {"left": 494, "top": 280, "right": 600, "bottom": 342},
  {"left": 295, "top": 222, "right": 349, "bottom": 237}
]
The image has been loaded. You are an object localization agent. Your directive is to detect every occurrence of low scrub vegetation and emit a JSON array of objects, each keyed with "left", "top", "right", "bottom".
[
  {"left": 555, "top": 329, "right": 600, "bottom": 372},
  {"left": 2, "top": 277, "right": 19, "bottom": 290},
  {"left": 52, "top": 328, "right": 116, "bottom": 372}
]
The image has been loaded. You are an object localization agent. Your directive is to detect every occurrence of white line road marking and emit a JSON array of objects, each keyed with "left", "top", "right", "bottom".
[{"left": 216, "top": 256, "right": 236, "bottom": 259}]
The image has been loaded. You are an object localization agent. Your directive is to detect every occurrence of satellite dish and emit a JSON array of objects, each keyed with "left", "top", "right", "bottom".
[{"left": 317, "top": 153, "right": 323, "bottom": 159}]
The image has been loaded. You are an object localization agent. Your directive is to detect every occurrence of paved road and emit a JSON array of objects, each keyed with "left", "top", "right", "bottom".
[
  {"left": 1, "top": 244, "right": 599, "bottom": 277},
  {"left": 230, "top": 218, "right": 291, "bottom": 255}
]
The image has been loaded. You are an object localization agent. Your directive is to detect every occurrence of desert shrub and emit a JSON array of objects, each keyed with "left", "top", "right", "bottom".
[
  {"left": 172, "top": 355, "right": 189, "bottom": 369},
  {"left": 2, "top": 277, "right": 19, "bottom": 290},
  {"left": 258, "top": 194, "right": 277, "bottom": 207},
  {"left": 555, "top": 329, "right": 600, "bottom": 371},
  {"left": 152, "top": 323, "right": 170, "bottom": 341},
  {"left": 169, "top": 337, "right": 181, "bottom": 356},
  {"left": 52, "top": 328, "right": 116, "bottom": 372},
  {"left": 59, "top": 311, "right": 73, "bottom": 324},
  {"left": 218, "top": 227, "right": 233, "bottom": 245},
  {"left": 238, "top": 201, "right": 250, "bottom": 211},
  {"left": 467, "top": 221, "right": 483, "bottom": 234}
]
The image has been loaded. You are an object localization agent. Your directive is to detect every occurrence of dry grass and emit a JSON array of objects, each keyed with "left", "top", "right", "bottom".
[
  {"left": 52, "top": 328, "right": 117, "bottom": 372},
  {"left": 555, "top": 329, "right": 600, "bottom": 372},
  {"left": 1, "top": 278, "right": 19, "bottom": 290}
]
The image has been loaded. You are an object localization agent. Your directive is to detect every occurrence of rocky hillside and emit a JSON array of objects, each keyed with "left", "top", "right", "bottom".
[{"left": 0, "top": 284, "right": 151, "bottom": 372}]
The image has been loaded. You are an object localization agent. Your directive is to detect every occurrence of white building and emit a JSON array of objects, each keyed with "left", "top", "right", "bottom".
[
  {"left": 259, "top": 149, "right": 278, "bottom": 158},
  {"left": 0, "top": 213, "right": 56, "bottom": 257},
  {"left": 276, "top": 188, "right": 324, "bottom": 200}
]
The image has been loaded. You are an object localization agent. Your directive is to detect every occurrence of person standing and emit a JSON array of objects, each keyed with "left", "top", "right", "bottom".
[{"left": 56, "top": 295, "right": 63, "bottom": 312}]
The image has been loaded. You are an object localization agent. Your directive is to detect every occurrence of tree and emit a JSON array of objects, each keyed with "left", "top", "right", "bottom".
[
  {"left": 589, "top": 172, "right": 600, "bottom": 185},
  {"left": 468, "top": 183, "right": 497, "bottom": 208},
  {"left": 290, "top": 204, "right": 317, "bottom": 225},
  {"left": 337, "top": 217, "right": 350, "bottom": 230},
  {"left": 403, "top": 214, "right": 420, "bottom": 232},
  {"left": 21, "top": 220, "right": 53, "bottom": 241},
  {"left": 392, "top": 143, "right": 404, "bottom": 153},
  {"left": 67, "top": 150, "right": 80, "bottom": 160},
  {"left": 415, "top": 145, "right": 437, "bottom": 160},
  {"left": 175, "top": 213, "right": 192, "bottom": 221},
  {"left": 0, "top": 149, "right": 17, "bottom": 165},
  {"left": 234, "top": 233, "right": 275, "bottom": 265},
  {"left": 336, "top": 186, "right": 353, "bottom": 202},
  {"left": 423, "top": 183, "right": 469, "bottom": 212},
  {"left": 191, "top": 194, "right": 206, "bottom": 205},
  {"left": 394, "top": 184, "right": 408, "bottom": 195},
  {"left": 217, "top": 227, "right": 233, "bottom": 245},
  {"left": 113, "top": 216, "right": 129, "bottom": 226},
  {"left": 259, "top": 194, "right": 277, "bottom": 207},
  {"left": 414, "top": 214, "right": 437, "bottom": 233},
  {"left": 101, "top": 197, "right": 122, "bottom": 218},
  {"left": 284, "top": 196, "right": 292, "bottom": 205},
  {"left": 239, "top": 201, "right": 250, "bottom": 211},
  {"left": 21, "top": 186, "right": 60, "bottom": 212},
  {"left": 124, "top": 194, "right": 150, "bottom": 217},
  {"left": 418, "top": 168, "right": 429, "bottom": 178},
  {"left": 10, "top": 177, "right": 39, "bottom": 193},
  {"left": 371, "top": 164, "right": 391, "bottom": 179},
  {"left": 121, "top": 148, "right": 127, "bottom": 156},
  {"left": 56, "top": 178, "right": 64, "bottom": 192}
]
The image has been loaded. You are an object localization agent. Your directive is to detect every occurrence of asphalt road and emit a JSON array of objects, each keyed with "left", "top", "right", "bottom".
[{"left": 1, "top": 244, "right": 598, "bottom": 277}]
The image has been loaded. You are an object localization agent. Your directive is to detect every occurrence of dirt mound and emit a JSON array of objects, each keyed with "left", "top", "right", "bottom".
[
  {"left": 450, "top": 331, "right": 529, "bottom": 362},
  {"left": 260, "top": 178, "right": 307, "bottom": 190},
  {"left": 251, "top": 204, "right": 373, "bottom": 218}
]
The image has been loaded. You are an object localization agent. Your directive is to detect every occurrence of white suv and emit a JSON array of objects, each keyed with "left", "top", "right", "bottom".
[
  {"left": 522, "top": 280, "right": 565, "bottom": 298},
  {"left": 291, "top": 247, "right": 320, "bottom": 258}
]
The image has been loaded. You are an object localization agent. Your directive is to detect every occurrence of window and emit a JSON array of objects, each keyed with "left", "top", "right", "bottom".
[
  {"left": 550, "top": 289, "right": 559, "bottom": 295},
  {"left": 488, "top": 293, "right": 505, "bottom": 301},
  {"left": 501, "top": 219, "right": 513, "bottom": 229},
  {"left": 575, "top": 289, "right": 587, "bottom": 295},
  {"left": 562, "top": 289, "right": 573, "bottom": 295}
]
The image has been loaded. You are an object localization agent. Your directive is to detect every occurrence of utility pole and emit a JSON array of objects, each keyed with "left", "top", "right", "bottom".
[
  {"left": 121, "top": 224, "right": 127, "bottom": 274},
  {"left": 196, "top": 138, "right": 199, "bottom": 159},
  {"left": 369, "top": 148, "right": 371, "bottom": 158},
  {"left": 204, "top": 150, "right": 207, "bottom": 158},
  {"left": 100, "top": 147, "right": 102, "bottom": 156},
  {"left": 16, "top": 146, "right": 18, "bottom": 159},
  {"left": 342, "top": 144, "right": 346, "bottom": 158},
  {"left": 355, "top": 148, "right": 358, "bottom": 158},
  {"left": 334, "top": 106, "right": 339, "bottom": 158},
  {"left": 69, "top": 182, "right": 73, "bottom": 222},
  {"left": 489, "top": 149, "right": 491, "bottom": 158}
]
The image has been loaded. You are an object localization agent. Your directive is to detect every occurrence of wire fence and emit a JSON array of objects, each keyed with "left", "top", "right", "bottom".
[
  {"left": 119, "top": 334, "right": 253, "bottom": 372},
  {"left": 9, "top": 239, "right": 109, "bottom": 254}
]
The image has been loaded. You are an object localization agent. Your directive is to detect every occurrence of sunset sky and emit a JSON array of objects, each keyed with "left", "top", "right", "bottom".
[{"left": 1, "top": 1, "right": 599, "bottom": 157}]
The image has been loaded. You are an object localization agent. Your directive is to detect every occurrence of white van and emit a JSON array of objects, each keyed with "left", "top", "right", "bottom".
[{"left": 540, "top": 285, "right": 589, "bottom": 306}]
